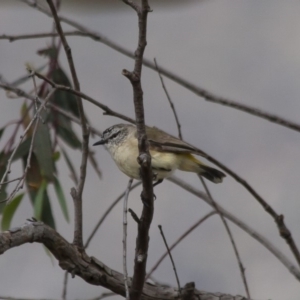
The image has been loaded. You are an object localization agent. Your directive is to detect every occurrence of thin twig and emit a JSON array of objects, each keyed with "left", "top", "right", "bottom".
[
  {"left": 62, "top": 270, "right": 68, "bottom": 300},
  {"left": 18, "top": 0, "right": 300, "bottom": 134},
  {"left": 0, "top": 31, "right": 88, "bottom": 42},
  {"left": 158, "top": 225, "right": 181, "bottom": 295},
  {"left": 128, "top": 208, "right": 140, "bottom": 224},
  {"left": 167, "top": 176, "right": 300, "bottom": 281},
  {"left": 46, "top": 0, "right": 88, "bottom": 250},
  {"left": 123, "top": 178, "right": 133, "bottom": 300},
  {"left": 0, "top": 177, "right": 23, "bottom": 185},
  {"left": 191, "top": 147, "right": 300, "bottom": 268},
  {"left": 32, "top": 71, "right": 135, "bottom": 124},
  {"left": 146, "top": 211, "right": 216, "bottom": 280},
  {"left": 154, "top": 58, "right": 182, "bottom": 139},
  {"left": 199, "top": 175, "right": 251, "bottom": 299},
  {"left": 84, "top": 181, "right": 141, "bottom": 249}
]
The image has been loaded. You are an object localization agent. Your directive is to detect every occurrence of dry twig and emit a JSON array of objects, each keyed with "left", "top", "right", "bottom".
[
  {"left": 123, "top": 179, "right": 133, "bottom": 300},
  {"left": 158, "top": 225, "right": 181, "bottom": 295},
  {"left": 199, "top": 176, "right": 250, "bottom": 299},
  {"left": 154, "top": 58, "right": 182, "bottom": 139},
  {"left": 46, "top": 0, "right": 88, "bottom": 250}
]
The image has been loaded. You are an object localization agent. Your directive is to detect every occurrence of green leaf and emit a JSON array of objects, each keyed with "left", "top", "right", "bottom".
[
  {"left": 51, "top": 68, "right": 79, "bottom": 117},
  {"left": 0, "top": 127, "right": 5, "bottom": 140},
  {"left": 41, "top": 189, "right": 55, "bottom": 229},
  {"left": 53, "top": 151, "right": 60, "bottom": 162},
  {"left": 43, "top": 245, "right": 55, "bottom": 265},
  {"left": 34, "top": 180, "right": 47, "bottom": 220},
  {"left": 61, "top": 146, "right": 78, "bottom": 184},
  {"left": 0, "top": 152, "right": 9, "bottom": 213},
  {"left": 10, "top": 64, "right": 47, "bottom": 87},
  {"left": 54, "top": 177, "right": 69, "bottom": 222},
  {"left": 1, "top": 193, "right": 24, "bottom": 231},
  {"left": 33, "top": 120, "right": 55, "bottom": 181},
  {"left": 24, "top": 155, "right": 56, "bottom": 229},
  {"left": 55, "top": 114, "right": 81, "bottom": 149},
  {"left": 12, "top": 138, "right": 32, "bottom": 162},
  {"left": 37, "top": 47, "right": 58, "bottom": 59}
]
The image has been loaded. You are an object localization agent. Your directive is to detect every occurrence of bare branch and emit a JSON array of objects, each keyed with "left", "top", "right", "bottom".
[
  {"left": 168, "top": 176, "right": 300, "bottom": 282},
  {"left": 0, "top": 31, "right": 89, "bottom": 42},
  {"left": 154, "top": 58, "right": 182, "bottom": 139},
  {"left": 199, "top": 176, "right": 250, "bottom": 299},
  {"left": 146, "top": 211, "right": 216, "bottom": 280},
  {"left": 32, "top": 72, "right": 135, "bottom": 124},
  {"left": 121, "top": 1, "right": 154, "bottom": 299},
  {"left": 46, "top": 0, "right": 88, "bottom": 250},
  {"left": 191, "top": 148, "right": 300, "bottom": 268},
  {"left": 157, "top": 225, "right": 181, "bottom": 295},
  {"left": 123, "top": 179, "right": 133, "bottom": 300},
  {"left": 0, "top": 221, "right": 251, "bottom": 300},
  {"left": 62, "top": 270, "right": 68, "bottom": 300}
]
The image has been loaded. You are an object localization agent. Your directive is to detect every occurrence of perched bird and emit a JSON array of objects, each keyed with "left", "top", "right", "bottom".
[{"left": 93, "top": 124, "right": 225, "bottom": 185}]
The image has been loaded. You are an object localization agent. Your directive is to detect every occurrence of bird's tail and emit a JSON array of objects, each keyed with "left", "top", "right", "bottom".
[
  {"left": 178, "top": 153, "right": 226, "bottom": 183},
  {"left": 199, "top": 165, "right": 226, "bottom": 183}
]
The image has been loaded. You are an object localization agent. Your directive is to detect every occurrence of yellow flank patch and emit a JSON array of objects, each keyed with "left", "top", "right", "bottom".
[
  {"left": 150, "top": 150, "right": 179, "bottom": 171},
  {"left": 177, "top": 153, "right": 206, "bottom": 173},
  {"left": 179, "top": 153, "right": 202, "bottom": 164}
]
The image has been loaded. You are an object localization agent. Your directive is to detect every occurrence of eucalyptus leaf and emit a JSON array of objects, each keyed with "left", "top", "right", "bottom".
[
  {"left": 51, "top": 68, "right": 79, "bottom": 117},
  {"left": 1, "top": 193, "right": 24, "bottom": 231},
  {"left": 53, "top": 177, "right": 69, "bottom": 222},
  {"left": 33, "top": 120, "right": 55, "bottom": 181},
  {"left": 34, "top": 179, "right": 47, "bottom": 220},
  {"left": 61, "top": 146, "right": 78, "bottom": 184},
  {"left": 0, "top": 127, "right": 5, "bottom": 140}
]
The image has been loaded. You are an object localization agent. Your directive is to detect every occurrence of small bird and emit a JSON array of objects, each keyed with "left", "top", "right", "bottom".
[{"left": 93, "top": 124, "right": 225, "bottom": 185}]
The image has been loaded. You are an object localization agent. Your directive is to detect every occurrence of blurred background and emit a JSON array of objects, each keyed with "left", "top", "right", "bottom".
[{"left": 1, "top": 1, "right": 300, "bottom": 299}]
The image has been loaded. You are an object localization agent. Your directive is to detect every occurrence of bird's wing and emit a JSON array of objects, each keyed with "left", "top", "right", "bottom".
[{"left": 145, "top": 126, "right": 207, "bottom": 158}]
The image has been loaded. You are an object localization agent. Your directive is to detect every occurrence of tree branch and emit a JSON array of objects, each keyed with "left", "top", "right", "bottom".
[
  {"left": 168, "top": 176, "right": 300, "bottom": 281},
  {"left": 17, "top": 0, "right": 300, "bottom": 134},
  {"left": 0, "top": 221, "right": 251, "bottom": 300},
  {"left": 121, "top": 1, "right": 153, "bottom": 300},
  {"left": 46, "top": 0, "right": 88, "bottom": 250}
]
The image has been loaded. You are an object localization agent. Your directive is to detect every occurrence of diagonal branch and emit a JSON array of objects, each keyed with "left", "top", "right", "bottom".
[
  {"left": 168, "top": 176, "right": 300, "bottom": 281},
  {"left": 199, "top": 176, "right": 250, "bottom": 299}
]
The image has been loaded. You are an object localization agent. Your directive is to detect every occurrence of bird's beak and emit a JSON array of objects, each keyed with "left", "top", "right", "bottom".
[{"left": 93, "top": 139, "right": 105, "bottom": 146}]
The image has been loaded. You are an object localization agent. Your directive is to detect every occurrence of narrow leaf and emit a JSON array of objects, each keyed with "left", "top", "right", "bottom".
[
  {"left": 34, "top": 120, "right": 55, "bottom": 181},
  {"left": 1, "top": 193, "right": 24, "bottom": 231},
  {"left": 0, "top": 127, "right": 5, "bottom": 140},
  {"left": 61, "top": 146, "right": 78, "bottom": 184},
  {"left": 54, "top": 177, "right": 69, "bottom": 222},
  {"left": 41, "top": 189, "right": 55, "bottom": 229},
  {"left": 13, "top": 138, "right": 31, "bottom": 161},
  {"left": 11, "top": 64, "right": 47, "bottom": 87},
  {"left": 56, "top": 114, "right": 81, "bottom": 149},
  {"left": 34, "top": 180, "right": 47, "bottom": 220}
]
